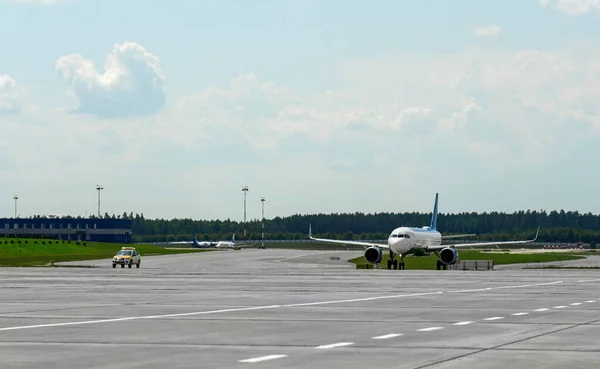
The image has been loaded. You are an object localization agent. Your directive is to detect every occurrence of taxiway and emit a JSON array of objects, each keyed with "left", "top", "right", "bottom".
[{"left": 1, "top": 249, "right": 599, "bottom": 368}]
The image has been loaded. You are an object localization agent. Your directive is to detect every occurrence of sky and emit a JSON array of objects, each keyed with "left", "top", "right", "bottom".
[{"left": 1, "top": 0, "right": 600, "bottom": 221}]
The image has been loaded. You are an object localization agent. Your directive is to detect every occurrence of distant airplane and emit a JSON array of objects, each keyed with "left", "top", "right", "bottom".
[
  {"left": 168, "top": 233, "right": 258, "bottom": 250},
  {"left": 309, "top": 193, "right": 539, "bottom": 270}
]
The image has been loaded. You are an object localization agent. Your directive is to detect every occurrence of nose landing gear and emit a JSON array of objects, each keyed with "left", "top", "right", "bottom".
[{"left": 387, "top": 250, "right": 406, "bottom": 270}]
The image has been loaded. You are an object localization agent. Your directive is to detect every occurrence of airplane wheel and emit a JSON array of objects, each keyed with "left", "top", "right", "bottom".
[
  {"left": 392, "top": 259, "right": 398, "bottom": 270},
  {"left": 387, "top": 260, "right": 393, "bottom": 269},
  {"left": 436, "top": 260, "right": 441, "bottom": 270},
  {"left": 400, "top": 262, "right": 405, "bottom": 270}
]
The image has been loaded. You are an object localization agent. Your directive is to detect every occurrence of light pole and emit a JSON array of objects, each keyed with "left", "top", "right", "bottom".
[
  {"left": 96, "top": 185, "right": 103, "bottom": 218},
  {"left": 13, "top": 195, "right": 18, "bottom": 218},
  {"left": 242, "top": 186, "right": 248, "bottom": 241},
  {"left": 261, "top": 197, "right": 265, "bottom": 249}
]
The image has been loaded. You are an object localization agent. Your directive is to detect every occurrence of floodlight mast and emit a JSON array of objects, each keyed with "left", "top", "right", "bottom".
[
  {"left": 96, "top": 185, "right": 104, "bottom": 217},
  {"left": 261, "top": 197, "right": 265, "bottom": 249},
  {"left": 13, "top": 195, "right": 18, "bottom": 218},
  {"left": 242, "top": 186, "right": 248, "bottom": 241}
]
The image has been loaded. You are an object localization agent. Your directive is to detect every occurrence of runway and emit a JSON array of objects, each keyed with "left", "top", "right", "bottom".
[{"left": 1, "top": 249, "right": 600, "bottom": 368}]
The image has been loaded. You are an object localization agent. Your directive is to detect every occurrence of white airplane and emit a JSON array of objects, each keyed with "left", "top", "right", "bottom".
[
  {"left": 211, "top": 233, "right": 259, "bottom": 250},
  {"left": 309, "top": 193, "right": 539, "bottom": 270},
  {"left": 165, "top": 233, "right": 257, "bottom": 250}
]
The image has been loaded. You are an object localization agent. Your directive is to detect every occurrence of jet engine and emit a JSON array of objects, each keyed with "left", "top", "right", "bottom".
[
  {"left": 364, "top": 246, "right": 383, "bottom": 264},
  {"left": 439, "top": 247, "right": 458, "bottom": 265}
]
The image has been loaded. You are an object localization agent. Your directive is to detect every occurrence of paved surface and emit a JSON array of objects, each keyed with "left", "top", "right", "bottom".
[
  {"left": 495, "top": 254, "right": 600, "bottom": 270},
  {"left": 1, "top": 249, "right": 600, "bottom": 368}
]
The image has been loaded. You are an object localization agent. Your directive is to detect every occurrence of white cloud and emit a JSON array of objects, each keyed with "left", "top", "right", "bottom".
[
  {"left": 4, "top": 45, "right": 600, "bottom": 218},
  {"left": 0, "top": 74, "right": 20, "bottom": 114},
  {"left": 55, "top": 41, "right": 166, "bottom": 119},
  {"left": 538, "top": 0, "right": 600, "bottom": 15},
  {"left": 473, "top": 25, "right": 503, "bottom": 37}
]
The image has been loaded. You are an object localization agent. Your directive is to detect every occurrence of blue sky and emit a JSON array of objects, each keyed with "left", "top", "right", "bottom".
[{"left": 1, "top": 0, "right": 599, "bottom": 221}]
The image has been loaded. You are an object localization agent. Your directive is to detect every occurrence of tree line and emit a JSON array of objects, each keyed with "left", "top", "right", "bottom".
[
  {"left": 62, "top": 209, "right": 600, "bottom": 244},
  {"left": 22, "top": 210, "right": 600, "bottom": 244}
]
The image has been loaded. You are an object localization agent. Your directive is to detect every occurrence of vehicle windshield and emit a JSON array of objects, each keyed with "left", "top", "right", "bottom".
[{"left": 117, "top": 251, "right": 132, "bottom": 256}]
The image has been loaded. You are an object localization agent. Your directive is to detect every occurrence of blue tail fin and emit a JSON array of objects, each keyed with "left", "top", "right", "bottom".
[{"left": 430, "top": 193, "right": 439, "bottom": 231}]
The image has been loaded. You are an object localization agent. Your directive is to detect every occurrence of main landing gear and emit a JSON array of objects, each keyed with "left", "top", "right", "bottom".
[
  {"left": 433, "top": 251, "right": 448, "bottom": 270},
  {"left": 387, "top": 250, "right": 405, "bottom": 270}
]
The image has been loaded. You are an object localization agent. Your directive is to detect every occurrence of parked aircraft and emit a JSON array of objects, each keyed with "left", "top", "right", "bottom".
[{"left": 309, "top": 193, "right": 539, "bottom": 270}]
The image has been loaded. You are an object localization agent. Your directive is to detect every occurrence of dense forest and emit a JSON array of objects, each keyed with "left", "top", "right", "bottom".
[{"left": 70, "top": 210, "right": 600, "bottom": 244}]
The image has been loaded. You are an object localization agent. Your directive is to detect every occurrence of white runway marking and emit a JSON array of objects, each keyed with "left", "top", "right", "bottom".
[
  {"left": 511, "top": 312, "right": 529, "bottom": 316},
  {"left": 418, "top": 327, "right": 443, "bottom": 332},
  {"left": 453, "top": 321, "right": 474, "bottom": 326},
  {"left": 316, "top": 342, "right": 354, "bottom": 349},
  {"left": 372, "top": 333, "right": 403, "bottom": 340},
  {"left": 570, "top": 302, "right": 582, "bottom": 306},
  {"left": 554, "top": 306, "right": 567, "bottom": 309},
  {"left": 239, "top": 355, "right": 287, "bottom": 363},
  {"left": 585, "top": 300, "right": 596, "bottom": 303},
  {"left": 0, "top": 305, "right": 283, "bottom": 332},
  {"left": 0, "top": 280, "right": 566, "bottom": 332},
  {"left": 483, "top": 317, "right": 504, "bottom": 321},
  {"left": 446, "top": 287, "right": 492, "bottom": 293},
  {"left": 534, "top": 308, "right": 549, "bottom": 312}
]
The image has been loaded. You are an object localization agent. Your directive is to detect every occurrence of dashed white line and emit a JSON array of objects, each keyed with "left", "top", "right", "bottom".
[
  {"left": 372, "top": 333, "right": 403, "bottom": 340},
  {"left": 511, "top": 312, "right": 529, "bottom": 316},
  {"left": 418, "top": 327, "right": 444, "bottom": 332},
  {"left": 316, "top": 342, "right": 354, "bottom": 349},
  {"left": 483, "top": 317, "right": 504, "bottom": 321},
  {"left": 453, "top": 321, "right": 474, "bottom": 326},
  {"left": 239, "top": 355, "right": 287, "bottom": 363},
  {"left": 585, "top": 300, "right": 596, "bottom": 303},
  {"left": 570, "top": 303, "right": 582, "bottom": 306},
  {"left": 534, "top": 308, "right": 549, "bottom": 312},
  {"left": 554, "top": 306, "right": 567, "bottom": 309}
]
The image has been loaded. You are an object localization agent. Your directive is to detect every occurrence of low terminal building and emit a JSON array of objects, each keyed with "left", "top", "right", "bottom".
[{"left": 0, "top": 218, "right": 132, "bottom": 243}]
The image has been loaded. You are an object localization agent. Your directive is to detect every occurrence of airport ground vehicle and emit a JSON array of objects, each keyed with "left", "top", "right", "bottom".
[{"left": 112, "top": 247, "right": 141, "bottom": 268}]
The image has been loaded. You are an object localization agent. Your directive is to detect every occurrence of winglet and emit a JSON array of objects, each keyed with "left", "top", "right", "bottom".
[{"left": 532, "top": 226, "right": 540, "bottom": 242}]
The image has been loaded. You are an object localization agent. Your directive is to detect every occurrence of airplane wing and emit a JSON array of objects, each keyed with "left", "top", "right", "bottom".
[
  {"left": 427, "top": 227, "right": 540, "bottom": 252},
  {"left": 309, "top": 224, "right": 389, "bottom": 250},
  {"left": 441, "top": 234, "right": 476, "bottom": 239}
]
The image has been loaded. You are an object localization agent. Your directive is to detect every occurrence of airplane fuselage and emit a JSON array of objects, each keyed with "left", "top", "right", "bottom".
[
  {"left": 387, "top": 226, "right": 442, "bottom": 255},
  {"left": 215, "top": 242, "right": 235, "bottom": 249}
]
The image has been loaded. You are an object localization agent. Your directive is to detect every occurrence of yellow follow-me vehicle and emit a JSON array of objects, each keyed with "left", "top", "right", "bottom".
[{"left": 112, "top": 247, "right": 141, "bottom": 268}]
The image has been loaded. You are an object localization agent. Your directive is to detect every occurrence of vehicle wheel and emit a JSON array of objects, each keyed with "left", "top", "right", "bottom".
[
  {"left": 136, "top": 263, "right": 140, "bottom": 268},
  {"left": 128, "top": 262, "right": 132, "bottom": 268},
  {"left": 112, "top": 264, "right": 116, "bottom": 268},
  {"left": 121, "top": 264, "right": 125, "bottom": 268}
]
